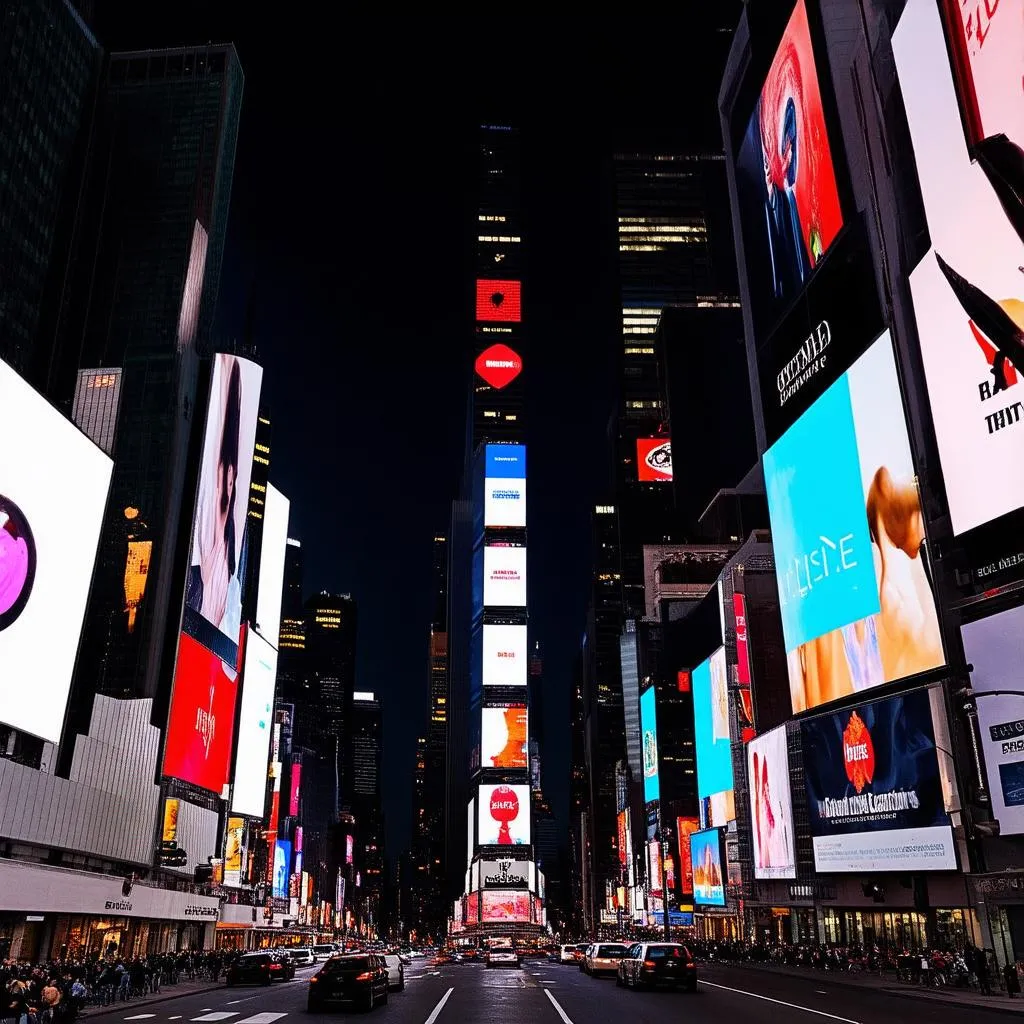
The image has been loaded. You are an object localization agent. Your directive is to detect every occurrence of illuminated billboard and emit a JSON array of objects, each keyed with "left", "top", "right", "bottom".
[
  {"left": 163, "top": 631, "right": 239, "bottom": 793},
  {"left": 475, "top": 343, "right": 523, "bottom": 389},
  {"left": 480, "top": 858, "right": 529, "bottom": 888},
  {"left": 0, "top": 358, "right": 113, "bottom": 742},
  {"left": 693, "top": 647, "right": 735, "bottom": 826},
  {"left": 747, "top": 726, "right": 797, "bottom": 879},
  {"left": 636, "top": 438, "right": 672, "bottom": 482},
  {"left": 256, "top": 483, "right": 289, "bottom": 648},
  {"left": 224, "top": 817, "right": 245, "bottom": 887},
  {"left": 676, "top": 817, "right": 700, "bottom": 895},
  {"left": 640, "top": 686, "right": 660, "bottom": 803},
  {"left": 273, "top": 839, "right": 291, "bottom": 899},
  {"left": 481, "top": 890, "right": 530, "bottom": 922},
  {"left": 894, "top": 0, "right": 1024, "bottom": 536},
  {"left": 483, "top": 544, "right": 526, "bottom": 607},
  {"left": 231, "top": 630, "right": 277, "bottom": 818},
  {"left": 690, "top": 828, "right": 726, "bottom": 906},
  {"left": 801, "top": 688, "right": 957, "bottom": 872},
  {"left": 476, "top": 279, "right": 522, "bottom": 322},
  {"left": 184, "top": 354, "right": 262, "bottom": 665},
  {"left": 763, "top": 333, "right": 944, "bottom": 713},
  {"left": 482, "top": 623, "right": 528, "bottom": 687},
  {"left": 478, "top": 783, "right": 531, "bottom": 846},
  {"left": 483, "top": 444, "right": 527, "bottom": 528},
  {"left": 734, "top": 0, "right": 844, "bottom": 333},
  {"left": 289, "top": 762, "right": 302, "bottom": 818},
  {"left": 481, "top": 704, "right": 528, "bottom": 769}
]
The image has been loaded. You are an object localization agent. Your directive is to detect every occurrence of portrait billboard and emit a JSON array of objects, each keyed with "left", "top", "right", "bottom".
[
  {"left": 184, "top": 354, "right": 262, "bottom": 665},
  {"left": 481, "top": 704, "right": 528, "bottom": 769},
  {"left": 734, "top": 0, "right": 844, "bottom": 335},
  {"left": 224, "top": 817, "right": 245, "bottom": 887},
  {"left": 893, "top": 0, "right": 1024, "bottom": 537},
  {"left": 636, "top": 438, "right": 672, "bottom": 482},
  {"left": 230, "top": 630, "right": 277, "bottom": 818},
  {"left": 640, "top": 685, "right": 660, "bottom": 803},
  {"left": 0, "top": 358, "right": 113, "bottom": 742},
  {"left": 273, "top": 839, "right": 291, "bottom": 899},
  {"left": 763, "top": 333, "right": 944, "bottom": 714},
  {"left": 477, "top": 783, "right": 531, "bottom": 846},
  {"left": 482, "top": 624, "right": 527, "bottom": 687},
  {"left": 676, "top": 816, "right": 700, "bottom": 895},
  {"left": 690, "top": 828, "right": 727, "bottom": 906},
  {"left": 801, "top": 688, "right": 957, "bottom": 872},
  {"left": 483, "top": 544, "right": 527, "bottom": 607},
  {"left": 747, "top": 726, "right": 797, "bottom": 879},
  {"left": 256, "top": 483, "right": 289, "bottom": 648},
  {"left": 647, "top": 839, "right": 663, "bottom": 899},
  {"left": 481, "top": 890, "right": 530, "bottom": 922},
  {"left": 289, "top": 762, "right": 302, "bottom": 818},
  {"left": 692, "top": 647, "right": 735, "bottom": 826},
  {"left": 476, "top": 279, "right": 522, "bottom": 323},
  {"left": 617, "top": 811, "right": 629, "bottom": 867},
  {"left": 163, "top": 631, "right": 239, "bottom": 793}
]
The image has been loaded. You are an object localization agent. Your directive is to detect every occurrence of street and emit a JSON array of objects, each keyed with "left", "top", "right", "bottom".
[{"left": 80, "top": 959, "right": 1017, "bottom": 1024}]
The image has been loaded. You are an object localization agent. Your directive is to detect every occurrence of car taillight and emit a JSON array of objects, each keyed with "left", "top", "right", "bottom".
[
  {"left": 309, "top": 976, "right": 319, "bottom": 983},
  {"left": 686, "top": 961, "right": 695, "bottom": 968},
  {"left": 269, "top": 964, "right": 281, "bottom": 971},
  {"left": 355, "top": 971, "right": 373, "bottom": 982},
  {"left": 643, "top": 960, "right": 657, "bottom": 969}
]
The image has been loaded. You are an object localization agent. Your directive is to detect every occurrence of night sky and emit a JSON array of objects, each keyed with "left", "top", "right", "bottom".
[{"left": 91, "top": 7, "right": 737, "bottom": 859}]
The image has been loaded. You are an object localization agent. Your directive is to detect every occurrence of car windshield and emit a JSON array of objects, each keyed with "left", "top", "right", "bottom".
[{"left": 597, "top": 945, "right": 629, "bottom": 957}]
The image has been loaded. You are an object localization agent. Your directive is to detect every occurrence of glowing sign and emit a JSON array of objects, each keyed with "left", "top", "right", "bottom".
[
  {"left": 476, "top": 279, "right": 522, "bottom": 322},
  {"left": 475, "top": 343, "right": 523, "bottom": 389}
]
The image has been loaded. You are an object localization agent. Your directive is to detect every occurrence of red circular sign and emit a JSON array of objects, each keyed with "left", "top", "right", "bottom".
[{"left": 475, "top": 344, "right": 523, "bottom": 390}]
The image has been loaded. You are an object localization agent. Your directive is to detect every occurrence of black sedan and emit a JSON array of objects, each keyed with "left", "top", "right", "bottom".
[
  {"left": 307, "top": 953, "right": 390, "bottom": 1012},
  {"left": 617, "top": 942, "right": 697, "bottom": 991},
  {"left": 226, "top": 952, "right": 294, "bottom": 986}
]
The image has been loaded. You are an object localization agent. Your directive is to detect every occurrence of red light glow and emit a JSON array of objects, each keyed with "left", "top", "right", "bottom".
[
  {"left": 475, "top": 343, "right": 523, "bottom": 389},
  {"left": 476, "top": 279, "right": 522, "bottom": 322}
]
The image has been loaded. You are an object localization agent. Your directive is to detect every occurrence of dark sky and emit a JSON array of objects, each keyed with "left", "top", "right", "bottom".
[{"left": 91, "top": 7, "right": 739, "bottom": 859}]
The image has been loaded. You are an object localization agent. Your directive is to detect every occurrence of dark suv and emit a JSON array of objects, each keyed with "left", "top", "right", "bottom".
[
  {"left": 307, "top": 953, "right": 389, "bottom": 1012},
  {"left": 617, "top": 942, "right": 697, "bottom": 991}
]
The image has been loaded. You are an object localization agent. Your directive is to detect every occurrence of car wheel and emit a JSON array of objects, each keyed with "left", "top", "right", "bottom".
[
  {"left": 365, "top": 987, "right": 375, "bottom": 1012},
  {"left": 382, "top": 986, "right": 389, "bottom": 1005}
]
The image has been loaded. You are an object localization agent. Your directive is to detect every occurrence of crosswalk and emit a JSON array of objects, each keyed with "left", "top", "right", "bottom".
[{"left": 122, "top": 1014, "right": 288, "bottom": 1023}]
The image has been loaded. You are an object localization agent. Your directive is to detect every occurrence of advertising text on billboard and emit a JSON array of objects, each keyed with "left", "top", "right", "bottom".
[
  {"left": 483, "top": 544, "right": 527, "bottom": 607},
  {"left": 482, "top": 624, "right": 528, "bottom": 687},
  {"left": 477, "top": 783, "right": 531, "bottom": 846}
]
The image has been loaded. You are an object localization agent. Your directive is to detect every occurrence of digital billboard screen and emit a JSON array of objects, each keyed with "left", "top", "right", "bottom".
[
  {"left": 273, "top": 839, "right": 291, "bottom": 899},
  {"left": 0, "top": 358, "right": 113, "bottom": 742},
  {"left": 481, "top": 704, "right": 528, "bottom": 769},
  {"left": 693, "top": 647, "right": 735, "bottom": 826},
  {"left": 482, "top": 623, "right": 527, "bottom": 687},
  {"left": 478, "top": 783, "right": 531, "bottom": 846},
  {"left": 289, "top": 762, "right": 302, "bottom": 818},
  {"left": 483, "top": 544, "right": 527, "bottom": 607},
  {"left": 640, "top": 686, "right": 660, "bottom": 803},
  {"left": 476, "top": 279, "right": 522, "bottom": 322},
  {"left": 764, "top": 332, "right": 944, "bottom": 714},
  {"left": 224, "top": 816, "right": 244, "bottom": 887},
  {"left": 801, "top": 687, "right": 957, "bottom": 872},
  {"left": 163, "top": 631, "right": 240, "bottom": 793},
  {"left": 962, "top": 606, "right": 1024, "bottom": 836},
  {"left": 481, "top": 890, "right": 530, "bottom": 922},
  {"left": 184, "top": 354, "right": 262, "bottom": 666},
  {"left": 636, "top": 438, "right": 672, "bottom": 482},
  {"left": 256, "top": 483, "right": 289, "bottom": 648},
  {"left": 893, "top": 0, "right": 1024, "bottom": 537},
  {"left": 483, "top": 444, "right": 527, "bottom": 528},
  {"left": 690, "top": 828, "right": 726, "bottom": 906},
  {"left": 475, "top": 343, "right": 523, "bottom": 390},
  {"left": 747, "top": 726, "right": 797, "bottom": 879},
  {"left": 230, "top": 630, "right": 277, "bottom": 818},
  {"left": 480, "top": 858, "right": 529, "bottom": 888},
  {"left": 734, "top": 0, "right": 844, "bottom": 335},
  {"left": 676, "top": 816, "right": 700, "bottom": 895}
]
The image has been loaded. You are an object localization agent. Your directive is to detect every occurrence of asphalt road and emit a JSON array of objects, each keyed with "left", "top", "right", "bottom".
[{"left": 81, "top": 957, "right": 1013, "bottom": 1024}]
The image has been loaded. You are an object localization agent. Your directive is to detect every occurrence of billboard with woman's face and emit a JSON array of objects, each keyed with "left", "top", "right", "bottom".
[
  {"left": 184, "top": 354, "right": 262, "bottom": 665},
  {"left": 747, "top": 726, "right": 796, "bottom": 879}
]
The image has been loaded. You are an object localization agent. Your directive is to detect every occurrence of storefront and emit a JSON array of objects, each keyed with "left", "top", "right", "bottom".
[{"left": 0, "top": 859, "right": 221, "bottom": 960}]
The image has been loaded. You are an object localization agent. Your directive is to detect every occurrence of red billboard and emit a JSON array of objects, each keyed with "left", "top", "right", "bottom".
[
  {"left": 676, "top": 816, "right": 700, "bottom": 894},
  {"left": 475, "top": 343, "right": 523, "bottom": 389},
  {"left": 636, "top": 438, "right": 672, "bottom": 482},
  {"left": 734, "top": 593, "right": 751, "bottom": 685},
  {"left": 476, "top": 279, "right": 521, "bottom": 322},
  {"left": 481, "top": 890, "right": 530, "bottom": 922},
  {"left": 288, "top": 762, "right": 302, "bottom": 817},
  {"left": 162, "top": 632, "right": 239, "bottom": 793}
]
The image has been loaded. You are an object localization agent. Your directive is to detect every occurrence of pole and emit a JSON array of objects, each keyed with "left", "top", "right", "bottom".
[{"left": 661, "top": 819, "right": 671, "bottom": 943}]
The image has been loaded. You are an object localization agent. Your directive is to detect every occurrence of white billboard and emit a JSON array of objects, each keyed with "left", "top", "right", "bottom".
[
  {"left": 483, "top": 544, "right": 526, "bottom": 607},
  {"left": 477, "top": 783, "right": 531, "bottom": 846},
  {"left": 481, "top": 705, "right": 528, "bottom": 769},
  {"left": 0, "top": 358, "right": 113, "bottom": 742},
  {"left": 231, "top": 631, "right": 278, "bottom": 817},
  {"left": 484, "top": 478, "right": 526, "bottom": 528},
  {"left": 256, "top": 483, "right": 289, "bottom": 648},
  {"left": 482, "top": 623, "right": 528, "bottom": 687},
  {"left": 747, "top": 726, "right": 797, "bottom": 880}
]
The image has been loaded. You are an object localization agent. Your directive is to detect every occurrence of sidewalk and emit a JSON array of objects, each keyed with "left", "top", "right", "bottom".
[
  {"left": 711, "top": 959, "right": 1024, "bottom": 1016},
  {"left": 81, "top": 979, "right": 225, "bottom": 1018}
]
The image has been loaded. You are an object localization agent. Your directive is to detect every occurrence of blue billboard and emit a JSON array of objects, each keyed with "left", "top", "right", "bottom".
[
  {"left": 640, "top": 685, "right": 660, "bottom": 804},
  {"left": 485, "top": 444, "right": 526, "bottom": 479},
  {"left": 273, "top": 839, "right": 292, "bottom": 899},
  {"left": 690, "top": 828, "right": 726, "bottom": 906},
  {"left": 692, "top": 647, "right": 734, "bottom": 825}
]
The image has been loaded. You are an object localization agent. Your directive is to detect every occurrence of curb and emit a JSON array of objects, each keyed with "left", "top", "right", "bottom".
[{"left": 81, "top": 983, "right": 225, "bottom": 1019}]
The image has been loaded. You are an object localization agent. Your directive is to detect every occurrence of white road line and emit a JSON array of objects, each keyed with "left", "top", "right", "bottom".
[
  {"left": 124, "top": 1015, "right": 156, "bottom": 1020},
  {"left": 225, "top": 1001, "right": 244, "bottom": 1005},
  {"left": 699, "top": 980, "right": 862, "bottom": 1024},
  {"left": 423, "top": 986, "right": 454, "bottom": 1024},
  {"left": 191, "top": 1014, "right": 240, "bottom": 1022},
  {"left": 168, "top": 1016, "right": 182, "bottom": 1020},
  {"left": 543, "top": 989, "right": 574, "bottom": 1024},
  {"left": 235, "top": 1014, "right": 289, "bottom": 1024}
]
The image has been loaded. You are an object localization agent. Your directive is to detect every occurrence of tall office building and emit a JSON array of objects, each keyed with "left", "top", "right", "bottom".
[
  {"left": 72, "top": 367, "right": 122, "bottom": 455},
  {"left": 349, "top": 691, "right": 385, "bottom": 926},
  {"left": 278, "top": 539, "right": 305, "bottom": 654},
  {"left": 0, "top": 0, "right": 101, "bottom": 385},
  {"left": 241, "top": 411, "right": 272, "bottom": 620}
]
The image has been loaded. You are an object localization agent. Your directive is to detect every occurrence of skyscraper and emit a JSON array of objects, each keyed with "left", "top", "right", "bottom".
[
  {"left": 242, "top": 411, "right": 272, "bottom": 622},
  {"left": 72, "top": 367, "right": 122, "bottom": 455},
  {"left": 348, "top": 691, "right": 385, "bottom": 928}
]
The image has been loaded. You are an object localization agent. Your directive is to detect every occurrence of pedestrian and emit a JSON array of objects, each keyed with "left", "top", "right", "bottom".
[{"left": 977, "top": 947, "right": 992, "bottom": 995}]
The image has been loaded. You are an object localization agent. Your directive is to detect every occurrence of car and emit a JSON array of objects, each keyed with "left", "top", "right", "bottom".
[
  {"left": 307, "top": 953, "right": 390, "bottom": 1012},
  {"left": 584, "top": 942, "right": 631, "bottom": 977},
  {"left": 312, "top": 944, "right": 336, "bottom": 962},
  {"left": 486, "top": 946, "right": 520, "bottom": 969},
  {"left": 558, "top": 944, "right": 579, "bottom": 965},
  {"left": 382, "top": 954, "right": 405, "bottom": 991},
  {"left": 578, "top": 944, "right": 594, "bottom": 971},
  {"left": 617, "top": 942, "right": 697, "bottom": 992},
  {"left": 226, "top": 952, "right": 292, "bottom": 986},
  {"left": 287, "top": 947, "right": 315, "bottom": 967}
]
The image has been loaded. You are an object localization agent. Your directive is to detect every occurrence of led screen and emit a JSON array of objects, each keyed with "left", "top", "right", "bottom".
[
  {"left": 617, "top": 811, "right": 629, "bottom": 867},
  {"left": 690, "top": 828, "right": 726, "bottom": 906},
  {"left": 476, "top": 279, "right": 522, "bottom": 322},
  {"left": 481, "top": 704, "right": 528, "bottom": 769},
  {"left": 734, "top": 0, "right": 843, "bottom": 333},
  {"left": 640, "top": 686, "right": 660, "bottom": 803},
  {"left": 230, "top": 630, "right": 277, "bottom": 817},
  {"left": 480, "top": 858, "right": 529, "bottom": 888},
  {"left": 224, "top": 817, "right": 244, "bottom": 887},
  {"left": 647, "top": 839, "right": 663, "bottom": 899},
  {"left": 466, "top": 890, "right": 479, "bottom": 924},
  {"left": 764, "top": 333, "right": 944, "bottom": 714},
  {"left": 483, "top": 444, "right": 527, "bottom": 528},
  {"left": 289, "top": 762, "right": 302, "bottom": 818},
  {"left": 482, "top": 623, "right": 528, "bottom": 687},
  {"left": 273, "top": 839, "right": 291, "bottom": 899},
  {"left": 483, "top": 545, "right": 527, "bottom": 607},
  {"left": 481, "top": 890, "right": 530, "bottom": 922},
  {"left": 256, "top": 483, "right": 289, "bottom": 648},
  {"left": 0, "top": 358, "right": 113, "bottom": 742},
  {"left": 692, "top": 647, "right": 735, "bottom": 826},
  {"left": 636, "top": 438, "right": 673, "bottom": 482},
  {"left": 801, "top": 687, "right": 957, "bottom": 872},
  {"left": 676, "top": 817, "right": 700, "bottom": 894},
  {"left": 184, "top": 354, "right": 262, "bottom": 665},
  {"left": 962, "top": 606, "right": 1024, "bottom": 836},
  {"left": 163, "top": 631, "right": 240, "bottom": 793},
  {"left": 346, "top": 834, "right": 354, "bottom": 865},
  {"left": 475, "top": 343, "right": 523, "bottom": 389},
  {"left": 894, "top": 0, "right": 1024, "bottom": 536},
  {"left": 478, "top": 783, "right": 531, "bottom": 846},
  {"left": 747, "top": 726, "right": 797, "bottom": 879}
]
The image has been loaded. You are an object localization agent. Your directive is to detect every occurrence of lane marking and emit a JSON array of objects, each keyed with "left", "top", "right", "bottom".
[
  {"left": 168, "top": 1017, "right": 182, "bottom": 1020},
  {"left": 544, "top": 989, "right": 574, "bottom": 1024},
  {"left": 235, "top": 1014, "right": 289, "bottom": 1024},
  {"left": 124, "top": 1016, "right": 156, "bottom": 1020},
  {"left": 699, "top": 980, "right": 862, "bottom": 1024},
  {"left": 816, "top": 990, "right": 828, "bottom": 995},
  {"left": 424, "top": 986, "right": 454, "bottom": 1024},
  {"left": 225, "top": 1001, "right": 244, "bottom": 1006},
  {"left": 191, "top": 1014, "right": 240, "bottom": 1022}
]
